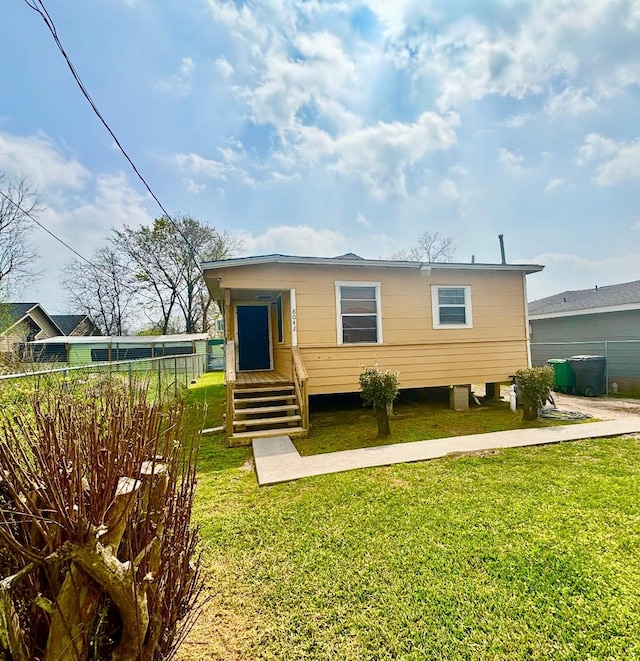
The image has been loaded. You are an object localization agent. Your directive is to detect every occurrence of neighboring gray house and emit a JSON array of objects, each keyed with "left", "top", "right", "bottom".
[{"left": 529, "top": 280, "right": 640, "bottom": 391}]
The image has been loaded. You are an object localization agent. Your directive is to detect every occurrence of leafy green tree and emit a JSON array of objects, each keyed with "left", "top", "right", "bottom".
[
  {"left": 514, "top": 366, "right": 555, "bottom": 421},
  {"left": 359, "top": 366, "right": 400, "bottom": 437}
]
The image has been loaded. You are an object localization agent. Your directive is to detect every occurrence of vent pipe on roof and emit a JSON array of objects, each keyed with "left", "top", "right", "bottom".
[{"left": 498, "top": 234, "right": 506, "bottom": 264}]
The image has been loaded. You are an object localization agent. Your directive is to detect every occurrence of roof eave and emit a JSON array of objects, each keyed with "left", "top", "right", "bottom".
[{"left": 202, "top": 255, "right": 544, "bottom": 275}]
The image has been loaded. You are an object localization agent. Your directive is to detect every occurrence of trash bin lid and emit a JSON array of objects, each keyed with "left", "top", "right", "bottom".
[
  {"left": 546, "top": 358, "right": 568, "bottom": 364},
  {"left": 568, "top": 355, "right": 605, "bottom": 361}
]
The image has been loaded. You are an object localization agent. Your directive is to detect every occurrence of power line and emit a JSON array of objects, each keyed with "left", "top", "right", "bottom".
[
  {"left": 0, "top": 187, "right": 101, "bottom": 272},
  {"left": 23, "top": 0, "right": 201, "bottom": 260},
  {"left": 0, "top": 186, "right": 169, "bottom": 309}
]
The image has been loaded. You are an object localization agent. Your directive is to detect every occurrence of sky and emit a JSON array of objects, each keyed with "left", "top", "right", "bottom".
[{"left": 2, "top": 0, "right": 640, "bottom": 314}]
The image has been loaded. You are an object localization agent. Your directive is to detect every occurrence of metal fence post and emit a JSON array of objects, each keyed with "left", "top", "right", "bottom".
[{"left": 174, "top": 357, "right": 178, "bottom": 397}]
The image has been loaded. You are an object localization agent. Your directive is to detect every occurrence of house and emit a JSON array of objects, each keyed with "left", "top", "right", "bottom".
[
  {"left": 202, "top": 253, "right": 543, "bottom": 443},
  {"left": 28, "top": 333, "right": 209, "bottom": 365},
  {"left": 0, "top": 302, "right": 64, "bottom": 353},
  {"left": 50, "top": 314, "right": 101, "bottom": 337},
  {"left": 529, "top": 280, "right": 640, "bottom": 392}
]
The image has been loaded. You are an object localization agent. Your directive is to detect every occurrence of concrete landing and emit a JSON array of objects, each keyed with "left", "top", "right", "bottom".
[{"left": 252, "top": 419, "right": 640, "bottom": 486}]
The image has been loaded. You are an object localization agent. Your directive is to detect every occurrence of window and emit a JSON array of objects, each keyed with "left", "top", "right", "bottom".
[
  {"left": 431, "top": 285, "right": 473, "bottom": 328},
  {"left": 335, "top": 282, "right": 382, "bottom": 344}
]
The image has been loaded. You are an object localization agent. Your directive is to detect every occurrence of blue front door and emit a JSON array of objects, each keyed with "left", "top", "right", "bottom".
[{"left": 237, "top": 305, "right": 271, "bottom": 371}]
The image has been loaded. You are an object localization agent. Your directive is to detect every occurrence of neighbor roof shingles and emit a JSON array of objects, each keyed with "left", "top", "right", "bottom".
[{"left": 529, "top": 280, "right": 640, "bottom": 316}]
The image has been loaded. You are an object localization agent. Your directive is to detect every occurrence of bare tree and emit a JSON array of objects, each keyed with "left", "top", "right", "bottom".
[
  {"left": 61, "top": 246, "right": 136, "bottom": 335},
  {"left": 114, "top": 215, "right": 240, "bottom": 334},
  {"left": 0, "top": 174, "right": 40, "bottom": 296},
  {"left": 391, "top": 231, "right": 456, "bottom": 263}
]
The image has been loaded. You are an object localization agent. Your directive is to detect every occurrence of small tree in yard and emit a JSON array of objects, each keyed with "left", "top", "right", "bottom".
[
  {"left": 359, "top": 366, "right": 399, "bottom": 438},
  {"left": 515, "top": 366, "right": 555, "bottom": 421},
  {"left": 0, "top": 378, "right": 204, "bottom": 660}
]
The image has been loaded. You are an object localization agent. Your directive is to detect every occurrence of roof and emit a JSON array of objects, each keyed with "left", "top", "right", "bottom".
[
  {"left": 0, "top": 302, "right": 64, "bottom": 334},
  {"left": 0, "top": 303, "right": 42, "bottom": 328},
  {"left": 202, "top": 253, "right": 544, "bottom": 275},
  {"left": 50, "top": 314, "right": 92, "bottom": 335},
  {"left": 29, "top": 333, "right": 209, "bottom": 346},
  {"left": 529, "top": 280, "right": 640, "bottom": 320}
]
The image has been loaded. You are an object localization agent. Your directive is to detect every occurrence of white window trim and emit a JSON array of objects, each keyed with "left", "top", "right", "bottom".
[
  {"left": 335, "top": 281, "right": 383, "bottom": 345},
  {"left": 431, "top": 285, "right": 473, "bottom": 329}
]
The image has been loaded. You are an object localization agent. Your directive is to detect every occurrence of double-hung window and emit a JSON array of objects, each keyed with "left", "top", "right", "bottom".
[
  {"left": 431, "top": 285, "right": 473, "bottom": 328},
  {"left": 335, "top": 282, "right": 382, "bottom": 344}
]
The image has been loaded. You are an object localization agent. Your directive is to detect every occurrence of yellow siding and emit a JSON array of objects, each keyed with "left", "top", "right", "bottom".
[{"left": 210, "top": 262, "right": 532, "bottom": 393}]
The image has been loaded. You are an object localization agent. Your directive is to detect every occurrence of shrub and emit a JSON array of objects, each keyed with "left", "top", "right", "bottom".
[
  {"left": 359, "top": 366, "right": 399, "bottom": 437},
  {"left": 515, "top": 366, "right": 555, "bottom": 421},
  {"left": 0, "top": 378, "right": 204, "bottom": 660}
]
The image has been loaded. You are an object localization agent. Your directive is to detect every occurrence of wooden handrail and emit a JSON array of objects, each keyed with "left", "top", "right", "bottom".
[
  {"left": 225, "top": 340, "right": 236, "bottom": 436},
  {"left": 291, "top": 347, "right": 309, "bottom": 432}
]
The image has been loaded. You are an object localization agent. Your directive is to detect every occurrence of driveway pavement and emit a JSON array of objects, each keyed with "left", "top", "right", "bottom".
[{"left": 253, "top": 417, "right": 640, "bottom": 486}]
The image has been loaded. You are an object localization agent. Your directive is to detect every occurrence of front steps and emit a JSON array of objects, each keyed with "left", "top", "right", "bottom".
[{"left": 227, "top": 383, "right": 306, "bottom": 446}]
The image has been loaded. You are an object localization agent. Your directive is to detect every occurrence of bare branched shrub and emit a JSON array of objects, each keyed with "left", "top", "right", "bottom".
[{"left": 0, "top": 378, "right": 204, "bottom": 660}]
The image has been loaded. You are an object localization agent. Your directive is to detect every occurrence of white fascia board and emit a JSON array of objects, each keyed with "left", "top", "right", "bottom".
[{"left": 529, "top": 302, "right": 640, "bottom": 320}]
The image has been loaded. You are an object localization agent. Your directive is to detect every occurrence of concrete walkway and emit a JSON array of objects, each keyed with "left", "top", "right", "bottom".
[{"left": 252, "top": 419, "right": 640, "bottom": 486}]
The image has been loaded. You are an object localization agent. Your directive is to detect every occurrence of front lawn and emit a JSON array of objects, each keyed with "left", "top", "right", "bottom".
[
  {"left": 296, "top": 389, "right": 569, "bottom": 456},
  {"left": 178, "top": 376, "right": 640, "bottom": 660}
]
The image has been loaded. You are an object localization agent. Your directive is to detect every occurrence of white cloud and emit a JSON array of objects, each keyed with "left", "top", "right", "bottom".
[
  {"left": 503, "top": 113, "right": 534, "bottom": 128},
  {"left": 287, "top": 111, "right": 459, "bottom": 198},
  {"left": 545, "top": 177, "right": 568, "bottom": 193},
  {"left": 214, "top": 56, "right": 234, "bottom": 79},
  {"left": 183, "top": 178, "right": 207, "bottom": 193},
  {"left": 576, "top": 133, "right": 617, "bottom": 165},
  {"left": 545, "top": 86, "right": 599, "bottom": 117},
  {"left": 497, "top": 148, "right": 525, "bottom": 175},
  {"left": 247, "top": 32, "right": 358, "bottom": 131},
  {"left": 356, "top": 211, "right": 369, "bottom": 227},
  {"left": 577, "top": 133, "right": 640, "bottom": 185},
  {"left": 173, "top": 150, "right": 255, "bottom": 187},
  {"left": 376, "top": 1, "right": 640, "bottom": 111},
  {"left": 439, "top": 179, "right": 460, "bottom": 200},
  {"left": 173, "top": 152, "right": 230, "bottom": 179},
  {"left": 237, "top": 225, "right": 348, "bottom": 256},
  {"left": 156, "top": 57, "right": 195, "bottom": 97},
  {"left": 0, "top": 131, "right": 89, "bottom": 191}
]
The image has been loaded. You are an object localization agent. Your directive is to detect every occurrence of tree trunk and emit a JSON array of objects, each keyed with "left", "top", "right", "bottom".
[
  {"left": 374, "top": 406, "right": 391, "bottom": 438},
  {"left": 522, "top": 404, "right": 539, "bottom": 421}
]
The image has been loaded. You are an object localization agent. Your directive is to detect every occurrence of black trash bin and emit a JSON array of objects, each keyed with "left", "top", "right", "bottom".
[{"left": 567, "top": 355, "right": 606, "bottom": 397}]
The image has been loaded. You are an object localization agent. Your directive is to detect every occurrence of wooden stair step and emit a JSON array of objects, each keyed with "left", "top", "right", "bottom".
[
  {"left": 234, "top": 385, "right": 294, "bottom": 395},
  {"left": 233, "top": 414, "right": 302, "bottom": 428},
  {"left": 235, "top": 404, "right": 299, "bottom": 416},
  {"left": 231, "top": 427, "right": 305, "bottom": 440},
  {"left": 235, "top": 394, "right": 296, "bottom": 405}
]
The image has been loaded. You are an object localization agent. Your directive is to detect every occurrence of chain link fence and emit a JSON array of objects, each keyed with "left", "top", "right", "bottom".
[
  {"left": 531, "top": 340, "right": 640, "bottom": 393},
  {"left": 0, "top": 353, "right": 208, "bottom": 403}
]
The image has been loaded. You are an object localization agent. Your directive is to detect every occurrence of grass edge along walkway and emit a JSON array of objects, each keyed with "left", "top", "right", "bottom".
[{"left": 253, "top": 419, "right": 640, "bottom": 485}]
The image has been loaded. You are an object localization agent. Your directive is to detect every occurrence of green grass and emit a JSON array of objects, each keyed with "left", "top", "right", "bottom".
[
  {"left": 179, "top": 376, "right": 640, "bottom": 660},
  {"left": 296, "top": 389, "right": 569, "bottom": 456}
]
